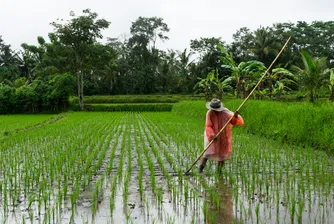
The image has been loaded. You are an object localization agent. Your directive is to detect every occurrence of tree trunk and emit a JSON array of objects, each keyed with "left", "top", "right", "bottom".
[
  {"left": 76, "top": 54, "right": 84, "bottom": 110},
  {"left": 236, "top": 81, "right": 241, "bottom": 98},
  {"left": 110, "top": 78, "right": 113, "bottom": 95},
  {"left": 268, "top": 76, "right": 273, "bottom": 99},
  {"left": 76, "top": 71, "right": 82, "bottom": 109},
  {"left": 309, "top": 88, "right": 314, "bottom": 102},
  {"left": 80, "top": 71, "right": 84, "bottom": 110},
  {"left": 330, "top": 87, "right": 334, "bottom": 101},
  {"left": 242, "top": 85, "right": 246, "bottom": 99}
]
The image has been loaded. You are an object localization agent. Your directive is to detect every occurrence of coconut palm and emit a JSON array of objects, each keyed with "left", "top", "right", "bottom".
[
  {"left": 176, "top": 48, "right": 194, "bottom": 92},
  {"left": 293, "top": 50, "right": 329, "bottom": 102},
  {"left": 250, "top": 27, "right": 280, "bottom": 66}
]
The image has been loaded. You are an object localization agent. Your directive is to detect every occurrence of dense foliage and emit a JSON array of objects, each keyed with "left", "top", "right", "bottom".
[{"left": 1, "top": 9, "right": 334, "bottom": 113}]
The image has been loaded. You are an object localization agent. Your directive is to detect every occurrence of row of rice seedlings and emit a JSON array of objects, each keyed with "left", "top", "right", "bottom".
[
  {"left": 91, "top": 176, "right": 104, "bottom": 219},
  {"left": 140, "top": 114, "right": 182, "bottom": 169},
  {"left": 133, "top": 120, "right": 144, "bottom": 201},
  {"left": 136, "top": 118, "right": 157, "bottom": 194},
  {"left": 140, "top": 113, "right": 219, "bottom": 222},
  {"left": 59, "top": 114, "right": 119, "bottom": 219},
  {"left": 234, "top": 131, "right": 334, "bottom": 223},
  {"left": 144, "top": 112, "right": 334, "bottom": 223},
  {"left": 106, "top": 118, "right": 125, "bottom": 175},
  {"left": 139, "top": 114, "right": 206, "bottom": 221},
  {"left": 141, "top": 113, "right": 201, "bottom": 165},
  {"left": 137, "top": 115, "right": 173, "bottom": 191},
  {"left": 0, "top": 113, "right": 123, "bottom": 221},
  {"left": 123, "top": 116, "right": 133, "bottom": 205},
  {"left": 141, "top": 115, "right": 204, "bottom": 204},
  {"left": 138, "top": 120, "right": 168, "bottom": 210},
  {"left": 108, "top": 118, "right": 127, "bottom": 216}
]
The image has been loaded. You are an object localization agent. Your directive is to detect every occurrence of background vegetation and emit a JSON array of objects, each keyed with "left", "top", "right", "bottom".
[{"left": 1, "top": 9, "right": 334, "bottom": 113}]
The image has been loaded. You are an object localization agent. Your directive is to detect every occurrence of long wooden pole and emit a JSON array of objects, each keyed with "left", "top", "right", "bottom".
[{"left": 185, "top": 37, "right": 291, "bottom": 175}]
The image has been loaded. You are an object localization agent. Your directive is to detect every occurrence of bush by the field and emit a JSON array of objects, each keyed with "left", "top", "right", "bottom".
[
  {"left": 71, "top": 103, "right": 173, "bottom": 112},
  {"left": 69, "top": 95, "right": 204, "bottom": 105},
  {"left": 173, "top": 100, "right": 334, "bottom": 153}
]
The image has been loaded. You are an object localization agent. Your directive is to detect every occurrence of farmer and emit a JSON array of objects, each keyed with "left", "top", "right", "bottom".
[{"left": 199, "top": 98, "right": 244, "bottom": 173}]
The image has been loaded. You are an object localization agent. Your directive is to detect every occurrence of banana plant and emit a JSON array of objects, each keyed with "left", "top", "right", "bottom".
[
  {"left": 271, "top": 67, "right": 297, "bottom": 101},
  {"left": 194, "top": 68, "right": 232, "bottom": 101},
  {"left": 219, "top": 45, "right": 266, "bottom": 98},
  {"left": 329, "top": 69, "right": 334, "bottom": 101}
]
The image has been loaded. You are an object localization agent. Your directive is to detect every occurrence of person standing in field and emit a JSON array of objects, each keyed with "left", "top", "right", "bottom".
[{"left": 199, "top": 98, "right": 244, "bottom": 173}]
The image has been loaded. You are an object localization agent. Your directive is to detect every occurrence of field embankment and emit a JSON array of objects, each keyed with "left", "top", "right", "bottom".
[{"left": 69, "top": 95, "right": 203, "bottom": 112}]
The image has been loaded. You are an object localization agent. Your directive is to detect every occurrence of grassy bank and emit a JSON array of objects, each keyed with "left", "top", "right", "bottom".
[
  {"left": 71, "top": 103, "right": 173, "bottom": 112},
  {"left": 69, "top": 94, "right": 203, "bottom": 105},
  {"left": 173, "top": 100, "right": 334, "bottom": 153}
]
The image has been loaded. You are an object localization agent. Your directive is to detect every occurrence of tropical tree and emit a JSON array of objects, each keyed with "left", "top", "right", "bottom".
[
  {"left": 0, "top": 36, "right": 20, "bottom": 83},
  {"left": 229, "top": 27, "right": 254, "bottom": 63},
  {"left": 219, "top": 45, "right": 266, "bottom": 98},
  {"left": 50, "top": 9, "right": 110, "bottom": 110},
  {"left": 293, "top": 50, "right": 329, "bottom": 102},
  {"left": 249, "top": 27, "right": 280, "bottom": 66},
  {"left": 127, "top": 16, "right": 169, "bottom": 93},
  {"left": 270, "top": 67, "right": 297, "bottom": 100},
  {"left": 194, "top": 69, "right": 232, "bottom": 101},
  {"left": 176, "top": 48, "right": 194, "bottom": 92},
  {"left": 328, "top": 69, "right": 334, "bottom": 101},
  {"left": 190, "top": 37, "right": 225, "bottom": 77}
]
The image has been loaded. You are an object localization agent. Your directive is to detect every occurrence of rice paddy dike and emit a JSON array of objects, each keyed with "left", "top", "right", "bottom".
[{"left": 0, "top": 100, "right": 333, "bottom": 223}]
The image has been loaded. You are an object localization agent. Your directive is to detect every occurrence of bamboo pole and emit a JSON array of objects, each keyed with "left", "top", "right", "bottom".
[{"left": 185, "top": 36, "right": 291, "bottom": 175}]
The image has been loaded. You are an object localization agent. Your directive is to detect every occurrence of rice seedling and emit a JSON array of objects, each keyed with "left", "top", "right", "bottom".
[{"left": 0, "top": 106, "right": 333, "bottom": 223}]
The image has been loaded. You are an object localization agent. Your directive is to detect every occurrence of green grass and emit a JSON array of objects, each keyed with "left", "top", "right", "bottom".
[
  {"left": 70, "top": 103, "right": 174, "bottom": 112},
  {"left": 0, "top": 111, "right": 333, "bottom": 223},
  {"left": 173, "top": 100, "right": 334, "bottom": 153},
  {"left": 0, "top": 114, "right": 54, "bottom": 136},
  {"left": 69, "top": 94, "right": 204, "bottom": 105}
]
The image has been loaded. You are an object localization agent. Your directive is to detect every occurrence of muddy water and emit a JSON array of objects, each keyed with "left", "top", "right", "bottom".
[{"left": 1, "top": 112, "right": 334, "bottom": 224}]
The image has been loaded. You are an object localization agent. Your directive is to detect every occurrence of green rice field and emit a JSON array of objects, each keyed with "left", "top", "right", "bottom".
[{"left": 0, "top": 110, "right": 333, "bottom": 223}]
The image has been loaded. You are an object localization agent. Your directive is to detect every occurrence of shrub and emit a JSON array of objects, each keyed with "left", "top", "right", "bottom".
[{"left": 0, "top": 84, "right": 16, "bottom": 114}]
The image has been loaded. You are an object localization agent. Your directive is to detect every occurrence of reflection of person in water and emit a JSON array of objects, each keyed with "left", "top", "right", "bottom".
[{"left": 204, "top": 178, "right": 235, "bottom": 224}]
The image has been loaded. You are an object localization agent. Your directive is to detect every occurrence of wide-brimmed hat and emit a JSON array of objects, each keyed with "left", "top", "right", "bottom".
[{"left": 206, "top": 98, "right": 225, "bottom": 111}]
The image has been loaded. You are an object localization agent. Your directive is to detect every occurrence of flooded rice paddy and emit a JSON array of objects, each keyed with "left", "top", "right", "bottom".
[{"left": 0, "top": 112, "right": 333, "bottom": 223}]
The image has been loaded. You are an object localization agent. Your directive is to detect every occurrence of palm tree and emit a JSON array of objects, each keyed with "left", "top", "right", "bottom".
[
  {"left": 293, "top": 50, "right": 329, "bottom": 102},
  {"left": 250, "top": 27, "right": 280, "bottom": 66},
  {"left": 176, "top": 48, "right": 194, "bottom": 92}
]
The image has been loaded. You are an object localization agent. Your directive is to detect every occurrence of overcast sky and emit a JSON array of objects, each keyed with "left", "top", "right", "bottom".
[{"left": 1, "top": 0, "right": 333, "bottom": 52}]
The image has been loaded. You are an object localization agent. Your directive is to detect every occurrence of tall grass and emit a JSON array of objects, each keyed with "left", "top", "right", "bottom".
[{"left": 173, "top": 100, "right": 334, "bottom": 153}]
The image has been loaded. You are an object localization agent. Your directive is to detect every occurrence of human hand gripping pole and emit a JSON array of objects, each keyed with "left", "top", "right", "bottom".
[{"left": 184, "top": 36, "right": 291, "bottom": 175}]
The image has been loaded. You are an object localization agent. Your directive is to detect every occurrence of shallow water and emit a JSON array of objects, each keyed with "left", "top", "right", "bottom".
[{"left": 0, "top": 112, "right": 333, "bottom": 223}]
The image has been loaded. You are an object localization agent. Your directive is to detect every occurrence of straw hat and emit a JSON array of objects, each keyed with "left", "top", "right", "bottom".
[{"left": 206, "top": 98, "right": 225, "bottom": 111}]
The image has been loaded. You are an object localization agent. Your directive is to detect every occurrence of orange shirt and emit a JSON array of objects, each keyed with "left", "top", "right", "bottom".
[{"left": 204, "top": 109, "right": 244, "bottom": 161}]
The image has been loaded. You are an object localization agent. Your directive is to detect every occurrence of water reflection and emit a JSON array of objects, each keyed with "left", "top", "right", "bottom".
[{"left": 203, "top": 177, "right": 241, "bottom": 224}]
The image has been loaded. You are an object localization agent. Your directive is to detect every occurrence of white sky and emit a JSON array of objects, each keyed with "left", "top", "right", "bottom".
[{"left": 0, "top": 0, "right": 333, "bottom": 52}]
